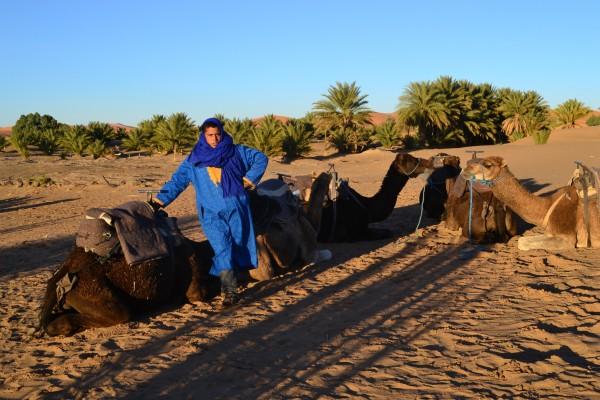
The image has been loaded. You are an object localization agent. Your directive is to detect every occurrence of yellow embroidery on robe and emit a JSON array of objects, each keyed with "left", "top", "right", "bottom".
[
  {"left": 207, "top": 167, "right": 254, "bottom": 189},
  {"left": 206, "top": 167, "right": 222, "bottom": 185}
]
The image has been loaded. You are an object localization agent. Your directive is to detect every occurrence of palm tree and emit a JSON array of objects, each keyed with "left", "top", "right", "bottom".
[
  {"left": 88, "top": 139, "right": 108, "bottom": 159},
  {"left": 251, "top": 115, "right": 283, "bottom": 157},
  {"left": 281, "top": 119, "right": 313, "bottom": 162},
  {"left": 497, "top": 90, "right": 548, "bottom": 141},
  {"left": 8, "top": 133, "right": 31, "bottom": 159},
  {"left": 554, "top": 99, "right": 590, "bottom": 128},
  {"left": 375, "top": 119, "right": 401, "bottom": 148},
  {"left": 61, "top": 125, "right": 91, "bottom": 156},
  {"left": 224, "top": 118, "right": 254, "bottom": 145},
  {"left": 313, "top": 81, "right": 372, "bottom": 136},
  {"left": 213, "top": 113, "right": 228, "bottom": 124},
  {"left": 155, "top": 113, "right": 197, "bottom": 160},
  {"left": 38, "top": 129, "right": 61, "bottom": 155},
  {"left": 397, "top": 80, "right": 450, "bottom": 146},
  {"left": 87, "top": 122, "right": 116, "bottom": 143},
  {"left": 122, "top": 128, "right": 150, "bottom": 151}
]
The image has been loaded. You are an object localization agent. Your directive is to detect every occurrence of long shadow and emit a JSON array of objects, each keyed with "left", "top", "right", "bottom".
[
  {"left": 56, "top": 237, "right": 495, "bottom": 399},
  {"left": 0, "top": 235, "right": 74, "bottom": 279},
  {"left": 0, "top": 214, "right": 80, "bottom": 235},
  {"left": 0, "top": 197, "right": 79, "bottom": 214},
  {"left": 0, "top": 196, "right": 36, "bottom": 211}
]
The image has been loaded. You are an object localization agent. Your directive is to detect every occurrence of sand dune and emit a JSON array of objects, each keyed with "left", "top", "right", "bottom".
[{"left": 0, "top": 126, "right": 599, "bottom": 398}]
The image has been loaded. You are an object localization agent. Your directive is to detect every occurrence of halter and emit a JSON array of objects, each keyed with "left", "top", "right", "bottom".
[{"left": 399, "top": 158, "right": 421, "bottom": 177}]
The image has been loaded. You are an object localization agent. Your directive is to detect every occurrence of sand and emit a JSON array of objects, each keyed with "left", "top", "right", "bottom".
[{"left": 1, "top": 126, "right": 599, "bottom": 399}]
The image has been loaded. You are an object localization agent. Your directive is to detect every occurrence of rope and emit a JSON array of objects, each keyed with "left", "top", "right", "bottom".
[
  {"left": 468, "top": 177, "right": 474, "bottom": 241},
  {"left": 414, "top": 182, "right": 426, "bottom": 232}
]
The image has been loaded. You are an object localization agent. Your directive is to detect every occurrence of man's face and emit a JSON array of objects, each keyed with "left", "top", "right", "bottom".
[{"left": 204, "top": 126, "right": 222, "bottom": 148}]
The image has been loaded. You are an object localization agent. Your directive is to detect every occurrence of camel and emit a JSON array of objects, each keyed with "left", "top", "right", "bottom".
[
  {"left": 419, "top": 153, "right": 461, "bottom": 220},
  {"left": 318, "top": 153, "right": 451, "bottom": 242},
  {"left": 461, "top": 156, "right": 599, "bottom": 250},
  {"left": 38, "top": 173, "right": 332, "bottom": 336},
  {"left": 443, "top": 174, "right": 518, "bottom": 243}
]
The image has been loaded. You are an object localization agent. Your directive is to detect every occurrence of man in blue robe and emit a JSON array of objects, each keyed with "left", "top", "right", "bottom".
[{"left": 154, "top": 118, "right": 268, "bottom": 306}]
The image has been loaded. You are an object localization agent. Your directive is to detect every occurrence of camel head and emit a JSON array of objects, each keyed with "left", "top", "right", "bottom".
[
  {"left": 431, "top": 153, "right": 461, "bottom": 170},
  {"left": 462, "top": 156, "right": 506, "bottom": 182},
  {"left": 393, "top": 153, "right": 431, "bottom": 177}
]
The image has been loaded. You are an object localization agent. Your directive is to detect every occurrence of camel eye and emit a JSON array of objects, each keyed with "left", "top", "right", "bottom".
[{"left": 483, "top": 162, "right": 491, "bottom": 168}]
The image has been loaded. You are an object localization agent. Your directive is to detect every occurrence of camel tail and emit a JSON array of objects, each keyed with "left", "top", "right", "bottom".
[
  {"left": 36, "top": 261, "right": 70, "bottom": 335},
  {"left": 305, "top": 172, "right": 332, "bottom": 232}
]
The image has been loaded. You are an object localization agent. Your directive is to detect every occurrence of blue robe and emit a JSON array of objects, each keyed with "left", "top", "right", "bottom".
[{"left": 157, "top": 145, "right": 268, "bottom": 276}]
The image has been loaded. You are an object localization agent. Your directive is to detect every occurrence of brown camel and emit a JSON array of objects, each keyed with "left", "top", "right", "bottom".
[
  {"left": 461, "top": 156, "right": 599, "bottom": 250},
  {"left": 38, "top": 173, "right": 332, "bottom": 336},
  {"left": 318, "top": 153, "right": 443, "bottom": 242},
  {"left": 444, "top": 173, "right": 518, "bottom": 243}
]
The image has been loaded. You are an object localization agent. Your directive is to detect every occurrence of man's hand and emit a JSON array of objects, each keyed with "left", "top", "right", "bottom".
[{"left": 147, "top": 198, "right": 164, "bottom": 213}]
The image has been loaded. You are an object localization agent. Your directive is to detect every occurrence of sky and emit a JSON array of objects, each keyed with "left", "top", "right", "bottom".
[{"left": 2, "top": 0, "right": 600, "bottom": 126}]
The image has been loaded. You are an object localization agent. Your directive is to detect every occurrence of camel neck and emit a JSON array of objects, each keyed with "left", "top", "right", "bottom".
[
  {"left": 491, "top": 167, "right": 553, "bottom": 226},
  {"left": 362, "top": 163, "right": 410, "bottom": 223}
]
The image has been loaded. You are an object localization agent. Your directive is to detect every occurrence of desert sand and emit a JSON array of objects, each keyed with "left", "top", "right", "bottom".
[{"left": 1, "top": 126, "right": 599, "bottom": 399}]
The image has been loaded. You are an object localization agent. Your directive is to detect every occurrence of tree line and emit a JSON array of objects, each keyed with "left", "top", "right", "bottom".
[{"left": 2, "top": 77, "right": 595, "bottom": 160}]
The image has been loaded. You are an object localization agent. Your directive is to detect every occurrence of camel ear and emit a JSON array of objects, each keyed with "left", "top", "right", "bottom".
[{"left": 98, "top": 212, "right": 113, "bottom": 226}]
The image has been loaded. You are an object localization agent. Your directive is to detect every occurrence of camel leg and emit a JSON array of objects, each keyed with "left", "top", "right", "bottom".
[
  {"left": 249, "top": 235, "right": 276, "bottom": 281},
  {"left": 517, "top": 235, "right": 572, "bottom": 251},
  {"left": 45, "top": 288, "right": 131, "bottom": 336}
]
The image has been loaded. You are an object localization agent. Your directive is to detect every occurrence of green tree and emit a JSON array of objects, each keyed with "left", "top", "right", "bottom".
[
  {"left": 61, "top": 125, "right": 91, "bottom": 156},
  {"left": 281, "top": 119, "right": 313, "bottom": 162},
  {"left": 313, "top": 81, "right": 372, "bottom": 138},
  {"left": 554, "top": 99, "right": 590, "bottom": 128},
  {"left": 12, "top": 112, "right": 59, "bottom": 145},
  {"left": 155, "top": 113, "right": 197, "bottom": 159}
]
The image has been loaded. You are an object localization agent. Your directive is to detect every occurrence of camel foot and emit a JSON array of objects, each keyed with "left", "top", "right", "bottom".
[{"left": 517, "top": 235, "right": 571, "bottom": 251}]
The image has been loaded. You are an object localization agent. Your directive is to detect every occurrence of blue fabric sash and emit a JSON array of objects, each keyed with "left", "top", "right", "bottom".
[{"left": 188, "top": 118, "right": 245, "bottom": 198}]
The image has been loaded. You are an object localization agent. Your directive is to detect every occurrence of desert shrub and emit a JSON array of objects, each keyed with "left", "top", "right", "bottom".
[
  {"left": 61, "top": 125, "right": 91, "bottom": 156},
  {"left": 281, "top": 120, "right": 313, "bottom": 162},
  {"left": 0, "top": 136, "right": 7, "bottom": 151},
  {"left": 531, "top": 129, "right": 551, "bottom": 144},
  {"left": 28, "top": 175, "right": 55, "bottom": 187},
  {"left": 586, "top": 115, "right": 600, "bottom": 126},
  {"left": 375, "top": 119, "right": 401, "bottom": 148},
  {"left": 400, "top": 133, "right": 420, "bottom": 149}
]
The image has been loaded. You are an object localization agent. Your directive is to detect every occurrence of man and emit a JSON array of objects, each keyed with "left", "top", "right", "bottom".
[{"left": 154, "top": 117, "right": 268, "bottom": 306}]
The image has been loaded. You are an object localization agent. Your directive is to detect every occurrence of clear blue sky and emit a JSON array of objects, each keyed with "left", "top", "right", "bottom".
[{"left": 2, "top": 0, "right": 599, "bottom": 126}]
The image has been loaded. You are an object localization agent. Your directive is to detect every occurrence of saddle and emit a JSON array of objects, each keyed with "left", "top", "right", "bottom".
[
  {"left": 76, "top": 201, "right": 183, "bottom": 266},
  {"left": 569, "top": 162, "right": 600, "bottom": 247},
  {"left": 250, "top": 179, "right": 302, "bottom": 235}
]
